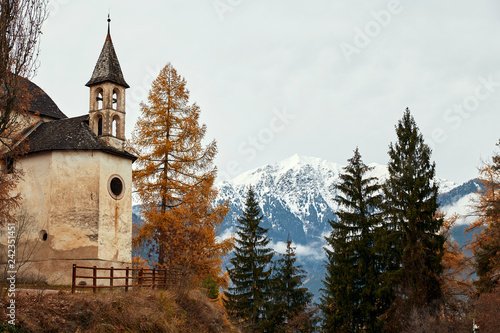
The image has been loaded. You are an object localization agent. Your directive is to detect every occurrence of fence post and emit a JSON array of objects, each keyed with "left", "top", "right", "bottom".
[
  {"left": 72, "top": 264, "right": 76, "bottom": 294},
  {"left": 163, "top": 268, "right": 167, "bottom": 289},
  {"left": 125, "top": 267, "right": 129, "bottom": 292},
  {"left": 138, "top": 268, "right": 143, "bottom": 287},
  {"left": 152, "top": 268, "right": 156, "bottom": 289},
  {"left": 93, "top": 266, "right": 97, "bottom": 294},
  {"left": 110, "top": 267, "right": 114, "bottom": 289}
]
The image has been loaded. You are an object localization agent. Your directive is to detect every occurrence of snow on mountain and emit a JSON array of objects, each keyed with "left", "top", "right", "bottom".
[
  {"left": 215, "top": 154, "right": 462, "bottom": 244},
  {"left": 439, "top": 178, "right": 483, "bottom": 225},
  {"left": 216, "top": 154, "right": 344, "bottom": 243}
]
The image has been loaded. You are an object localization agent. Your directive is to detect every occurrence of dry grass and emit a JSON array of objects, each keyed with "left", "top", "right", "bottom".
[
  {"left": 0, "top": 288, "right": 240, "bottom": 333},
  {"left": 402, "top": 287, "right": 500, "bottom": 333}
]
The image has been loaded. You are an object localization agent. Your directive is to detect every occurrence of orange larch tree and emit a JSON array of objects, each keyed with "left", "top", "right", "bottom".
[
  {"left": 131, "top": 63, "right": 233, "bottom": 287},
  {"left": 468, "top": 143, "right": 500, "bottom": 292},
  {"left": 440, "top": 213, "right": 472, "bottom": 306}
]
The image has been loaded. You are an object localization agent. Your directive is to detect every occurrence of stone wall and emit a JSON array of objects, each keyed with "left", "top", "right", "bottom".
[{"left": 98, "top": 152, "right": 133, "bottom": 263}]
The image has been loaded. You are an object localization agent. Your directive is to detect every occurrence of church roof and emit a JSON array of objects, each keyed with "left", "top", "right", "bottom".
[
  {"left": 27, "top": 79, "right": 67, "bottom": 119},
  {"left": 85, "top": 29, "right": 129, "bottom": 88},
  {"left": 26, "top": 115, "right": 136, "bottom": 161}
]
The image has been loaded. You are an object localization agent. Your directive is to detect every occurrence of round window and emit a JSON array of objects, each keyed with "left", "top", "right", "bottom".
[
  {"left": 110, "top": 177, "right": 123, "bottom": 196},
  {"left": 108, "top": 175, "right": 125, "bottom": 200}
]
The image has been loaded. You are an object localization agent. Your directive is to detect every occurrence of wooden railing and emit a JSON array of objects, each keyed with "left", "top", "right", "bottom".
[{"left": 71, "top": 264, "right": 183, "bottom": 294}]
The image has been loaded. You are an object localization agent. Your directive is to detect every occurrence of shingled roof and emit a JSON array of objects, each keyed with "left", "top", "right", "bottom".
[
  {"left": 26, "top": 115, "right": 136, "bottom": 161},
  {"left": 85, "top": 29, "right": 129, "bottom": 88},
  {"left": 27, "top": 80, "right": 67, "bottom": 120}
]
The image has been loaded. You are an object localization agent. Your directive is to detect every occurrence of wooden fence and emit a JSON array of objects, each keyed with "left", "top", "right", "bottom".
[{"left": 71, "top": 264, "right": 183, "bottom": 294}]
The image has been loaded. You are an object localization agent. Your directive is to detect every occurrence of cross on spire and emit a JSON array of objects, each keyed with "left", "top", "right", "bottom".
[
  {"left": 85, "top": 15, "right": 129, "bottom": 88},
  {"left": 107, "top": 13, "right": 111, "bottom": 39}
]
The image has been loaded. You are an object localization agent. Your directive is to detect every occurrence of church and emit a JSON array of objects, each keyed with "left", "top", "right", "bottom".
[{"left": 0, "top": 20, "right": 135, "bottom": 285}]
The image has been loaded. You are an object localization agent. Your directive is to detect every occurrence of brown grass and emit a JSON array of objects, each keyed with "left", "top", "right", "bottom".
[
  {"left": 0, "top": 288, "right": 240, "bottom": 333},
  {"left": 402, "top": 287, "right": 500, "bottom": 333}
]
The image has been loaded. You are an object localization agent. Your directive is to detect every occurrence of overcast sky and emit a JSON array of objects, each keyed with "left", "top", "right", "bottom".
[{"left": 33, "top": 0, "right": 500, "bottom": 184}]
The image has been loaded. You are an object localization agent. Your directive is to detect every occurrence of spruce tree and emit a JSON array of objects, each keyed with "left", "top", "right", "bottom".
[
  {"left": 321, "top": 148, "right": 386, "bottom": 332},
  {"left": 201, "top": 275, "right": 220, "bottom": 300},
  {"left": 383, "top": 108, "right": 445, "bottom": 324},
  {"left": 267, "top": 236, "right": 314, "bottom": 332},
  {"left": 225, "top": 187, "right": 274, "bottom": 331}
]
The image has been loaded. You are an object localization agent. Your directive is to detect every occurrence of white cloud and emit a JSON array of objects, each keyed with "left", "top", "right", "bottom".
[
  {"left": 271, "top": 239, "right": 327, "bottom": 261},
  {"left": 217, "top": 227, "right": 235, "bottom": 241}
]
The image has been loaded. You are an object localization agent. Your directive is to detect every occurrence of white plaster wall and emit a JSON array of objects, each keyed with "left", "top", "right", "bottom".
[
  {"left": 14, "top": 152, "right": 52, "bottom": 234},
  {"left": 98, "top": 151, "right": 133, "bottom": 263},
  {"left": 14, "top": 151, "right": 100, "bottom": 257},
  {"left": 0, "top": 149, "right": 133, "bottom": 284},
  {"left": 49, "top": 151, "right": 101, "bottom": 252}
]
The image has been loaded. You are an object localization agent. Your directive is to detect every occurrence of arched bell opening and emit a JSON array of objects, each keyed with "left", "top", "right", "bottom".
[
  {"left": 112, "top": 90, "right": 118, "bottom": 110},
  {"left": 96, "top": 114, "right": 103, "bottom": 136},
  {"left": 95, "top": 88, "right": 104, "bottom": 110}
]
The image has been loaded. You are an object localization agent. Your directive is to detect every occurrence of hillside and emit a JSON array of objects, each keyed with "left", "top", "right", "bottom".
[{"left": 0, "top": 289, "right": 239, "bottom": 333}]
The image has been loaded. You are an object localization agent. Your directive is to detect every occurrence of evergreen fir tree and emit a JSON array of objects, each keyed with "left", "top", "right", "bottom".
[
  {"left": 202, "top": 275, "right": 220, "bottom": 300},
  {"left": 224, "top": 187, "right": 274, "bottom": 331},
  {"left": 321, "top": 148, "right": 386, "bottom": 332},
  {"left": 266, "top": 236, "right": 314, "bottom": 332},
  {"left": 383, "top": 108, "right": 445, "bottom": 326}
]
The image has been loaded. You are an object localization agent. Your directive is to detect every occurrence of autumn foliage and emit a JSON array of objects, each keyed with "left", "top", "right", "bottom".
[
  {"left": 0, "top": 0, "right": 47, "bottom": 225},
  {"left": 439, "top": 213, "right": 473, "bottom": 311},
  {"left": 468, "top": 141, "right": 500, "bottom": 292},
  {"left": 131, "top": 63, "right": 233, "bottom": 288}
]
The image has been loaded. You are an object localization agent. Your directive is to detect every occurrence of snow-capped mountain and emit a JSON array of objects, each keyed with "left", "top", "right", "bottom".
[
  {"left": 215, "top": 154, "right": 462, "bottom": 245},
  {"left": 216, "top": 155, "right": 345, "bottom": 244},
  {"left": 439, "top": 178, "right": 483, "bottom": 225}
]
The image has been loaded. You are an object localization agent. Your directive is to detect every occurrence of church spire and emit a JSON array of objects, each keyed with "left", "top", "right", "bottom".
[
  {"left": 86, "top": 15, "right": 129, "bottom": 151},
  {"left": 107, "top": 13, "right": 111, "bottom": 38},
  {"left": 86, "top": 16, "right": 129, "bottom": 88}
]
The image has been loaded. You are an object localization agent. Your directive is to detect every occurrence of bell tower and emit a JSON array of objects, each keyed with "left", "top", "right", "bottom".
[{"left": 86, "top": 16, "right": 129, "bottom": 151}]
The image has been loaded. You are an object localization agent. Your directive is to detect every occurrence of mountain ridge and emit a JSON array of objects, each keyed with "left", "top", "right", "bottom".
[{"left": 214, "top": 154, "right": 462, "bottom": 244}]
